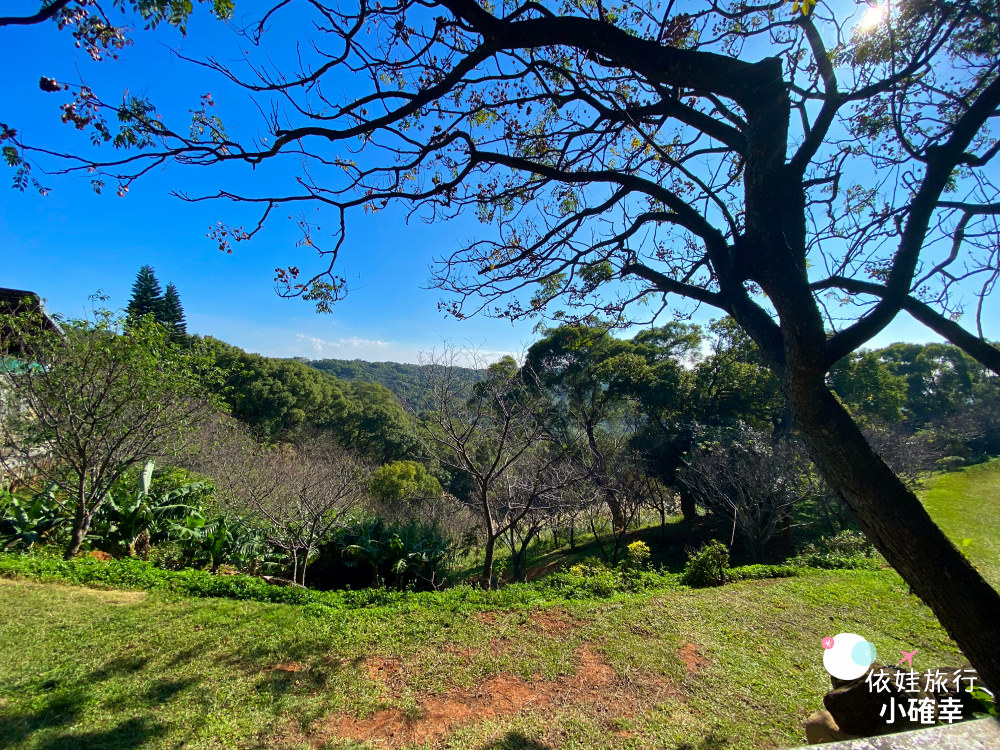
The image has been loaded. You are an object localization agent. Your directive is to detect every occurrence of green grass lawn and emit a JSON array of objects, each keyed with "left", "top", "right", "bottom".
[
  {"left": 0, "top": 569, "right": 963, "bottom": 750},
  {"left": 921, "top": 459, "right": 1000, "bottom": 588}
]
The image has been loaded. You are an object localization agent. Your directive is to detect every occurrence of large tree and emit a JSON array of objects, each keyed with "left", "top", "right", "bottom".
[
  {"left": 9, "top": 0, "right": 1000, "bottom": 687},
  {"left": 0, "top": 308, "right": 222, "bottom": 558}
]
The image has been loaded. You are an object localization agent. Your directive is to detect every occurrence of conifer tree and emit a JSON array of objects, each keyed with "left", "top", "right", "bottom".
[
  {"left": 161, "top": 282, "right": 187, "bottom": 338},
  {"left": 127, "top": 265, "right": 163, "bottom": 322}
]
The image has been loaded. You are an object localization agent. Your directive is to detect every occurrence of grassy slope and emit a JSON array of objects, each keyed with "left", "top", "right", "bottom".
[
  {"left": 920, "top": 459, "right": 1000, "bottom": 589},
  {"left": 0, "top": 571, "right": 961, "bottom": 750}
]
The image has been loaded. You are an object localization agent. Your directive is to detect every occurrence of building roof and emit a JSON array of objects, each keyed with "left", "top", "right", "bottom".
[{"left": 0, "top": 288, "right": 63, "bottom": 335}]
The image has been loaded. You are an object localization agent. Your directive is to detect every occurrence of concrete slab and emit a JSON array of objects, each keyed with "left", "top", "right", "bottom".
[{"left": 787, "top": 718, "right": 1000, "bottom": 749}]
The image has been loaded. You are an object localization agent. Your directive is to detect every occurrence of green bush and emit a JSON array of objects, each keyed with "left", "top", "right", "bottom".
[
  {"left": 0, "top": 484, "right": 69, "bottom": 551},
  {"left": 544, "top": 558, "right": 679, "bottom": 599},
  {"left": 726, "top": 564, "right": 801, "bottom": 582},
  {"left": 0, "top": 551, "right": 683, "bottom": 613},
  {"left": 310, "top": 518, "right": 453, "bottom": 592},
  {"left": 934, "top": 456, "right": 967, "bottom": 472},
  {"left": 623, "top": 540, "right": 651, "bottom": 569},
  {"left": 791, "top": 530, "right": 884, "bottom": 570},
  {"left": 680, "top": 540, "right": 730, "bottom": 587}
]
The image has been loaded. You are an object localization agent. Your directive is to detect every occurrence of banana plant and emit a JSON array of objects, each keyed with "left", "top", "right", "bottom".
[
  {"left": 0, "top": 483, "right": 67, "bottom": 551},
  {"left": 171, "top": 513, "right": 272, "bottom": 573},
  {"left": 91, "top": 461, "right": 206, "bottom": 557}
]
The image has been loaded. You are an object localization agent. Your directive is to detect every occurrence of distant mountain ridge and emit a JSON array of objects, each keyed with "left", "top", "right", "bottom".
[{"left": 307, "top": 358, "right": 479, "bottom": 411}]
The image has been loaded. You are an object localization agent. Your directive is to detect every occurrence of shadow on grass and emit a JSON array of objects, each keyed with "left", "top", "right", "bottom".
[
  {"left": 0, "top": 654, "right": 190, "bottom": 750},
  {"left": 0, "top": 692, "right": 85, "bottom": 750},
  {"left": 144, "top": 677, "right": 199, "bottom": 704},
  {"left": 87, "top": 654, "right": 149, "bottom": 681},
  {"left": 676, "top": 733, "right": 730, "bottom": 750},
  {"left": 165, "top": 646, "right": 203, "bottom": 668},
  {"left": 34, "top": 717, "right": 166, "bottom": 750},
  {"left": 482, "top": 732, "right": 554, "bottom": 750}
]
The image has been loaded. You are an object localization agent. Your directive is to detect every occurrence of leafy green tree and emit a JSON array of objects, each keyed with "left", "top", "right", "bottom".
[
  {"left": 525, "top": 325, "right": 639, "bottom": 529},
  {"left": 689, "top": 319, "right": 783, "bottom": 430},
  {"left": 204, "top": 338, "right": 350, "bottom": 439},
  {"left": 829, "top": 351, "right": 908, "bottom": 424},
  {"left": 369, "top": 460, "right": 443, "bottom": 503},
  {"left": 0, "top": 308, "right": 224, "bottom": 559},
  {"left": 160, "top": 282, "right": 187, "bottom": 338},
  {"left": 334, "top": 381, "right": 420, "bottom": 463},
  {"left": 126, "top": 265, "right": 163, "bottom": 322}
]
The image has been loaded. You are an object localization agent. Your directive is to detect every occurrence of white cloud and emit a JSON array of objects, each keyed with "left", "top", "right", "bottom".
[{"left": 293, "top": 333, "right": 391, "bottom": 356}]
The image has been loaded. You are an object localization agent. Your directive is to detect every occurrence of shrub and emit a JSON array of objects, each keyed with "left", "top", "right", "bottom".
[
  {"left": 0, "top": 551, "right": 682, "bottom": 612},
  {"left": 935, "top": 456, "right": 967, "bottom": 472},
  {"left": 726, "top": 564, "right": 801, "bottom": 582},
  {"left": 680, "top": 540, "right": 730, "bottom": 587},
  {"left": 309, "top": 518, "right": 453, "bottom": 591},
  {"left": 791, "top": 530, "right": 884, "bottom": 570},
  {"left": 545, "top": 558, "right": 679, "bottom": 599},
  {"left": 624, "top": 541, "right": 651, "bottom": 569}
]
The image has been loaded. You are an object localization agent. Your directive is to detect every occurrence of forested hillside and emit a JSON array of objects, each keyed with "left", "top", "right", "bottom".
[{"left": 308, "top": 358, "right": 479, "bottom": 411}]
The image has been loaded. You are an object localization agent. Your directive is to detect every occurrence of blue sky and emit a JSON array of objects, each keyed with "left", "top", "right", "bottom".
[
  {"left": 2, "top": 3, "right": 541, "bottom": 363},
  {"left": 2, "top": 2, "right": 990, "bottom": 363}
]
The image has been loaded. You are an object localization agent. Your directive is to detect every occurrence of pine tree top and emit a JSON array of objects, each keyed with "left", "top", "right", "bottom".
[
  {"left": 127, "top": 265, "right": 163, "bottom": 321},
  {"left": 161, "top": 282, "right": 187, "bottom": 337}
]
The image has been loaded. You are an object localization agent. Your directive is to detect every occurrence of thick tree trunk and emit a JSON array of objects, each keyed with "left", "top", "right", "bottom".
[
  {"left": 64, "top": 506, "right": 91, "bottom": 560},
  {"left": 678, "top": 488, "right": 698, "bottom": 522},
  {"left": 790, "top": 373, "right": 1000, "bottom": 692}
]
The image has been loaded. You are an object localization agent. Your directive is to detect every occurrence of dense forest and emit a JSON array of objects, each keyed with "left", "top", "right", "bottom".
[{"left": 307, "top": 357, "right": 479, "bottom": 411}]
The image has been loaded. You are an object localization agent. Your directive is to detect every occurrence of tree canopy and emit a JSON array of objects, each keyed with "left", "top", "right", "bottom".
[{"left": 0, "top": 309, "right": 223, "bottom": 558}]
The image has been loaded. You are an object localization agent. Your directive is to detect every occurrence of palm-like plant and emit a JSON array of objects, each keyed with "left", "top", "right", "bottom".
[
  {"left": 0, "top": 483, "right": 67, "bottom": 551},
  {"left": 172, "top": 513, "right": 271, "bottom": 573},
  {"left": 91, "top": 462, "right": 206, "bottom": 557},
  {"left": 340, "top": 519, "right": 451, "bottom": 589}
]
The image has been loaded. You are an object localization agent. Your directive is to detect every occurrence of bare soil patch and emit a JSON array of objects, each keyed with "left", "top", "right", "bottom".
[
  {"left": 442, "top": 643, "right": 480, "bottom": 659},
  {"left": 271, "top": 662, "right": 304, "bottom": 673},
  {"left": 304, "top": 644, "right": 675, "bottom": 749},
  {"left": 365, "top": 656, "right": 402, "bottom": 684},
  {"left": 529, "top": 609, "right": 582, "bottom": 633},
  {"left": 472, "top": 611, "right": 496, "bottom": 625},
  {"left": 678, "top": 641, "right": 709, "bottom": 673}
]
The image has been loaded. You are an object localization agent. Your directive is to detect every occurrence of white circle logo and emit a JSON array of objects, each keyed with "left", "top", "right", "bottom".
[{"left": 822, "top": 633, "right": 877, "bottom": 680}]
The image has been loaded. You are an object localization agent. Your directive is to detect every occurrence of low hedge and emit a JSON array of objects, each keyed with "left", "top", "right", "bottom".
[{"left": 0, "top": 552, "right": 674, "bottom": 612}]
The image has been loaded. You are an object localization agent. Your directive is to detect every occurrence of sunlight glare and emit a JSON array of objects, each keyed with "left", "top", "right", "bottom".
[{"left": 856, "top": 3, "right": 888, "bottom": 33}]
